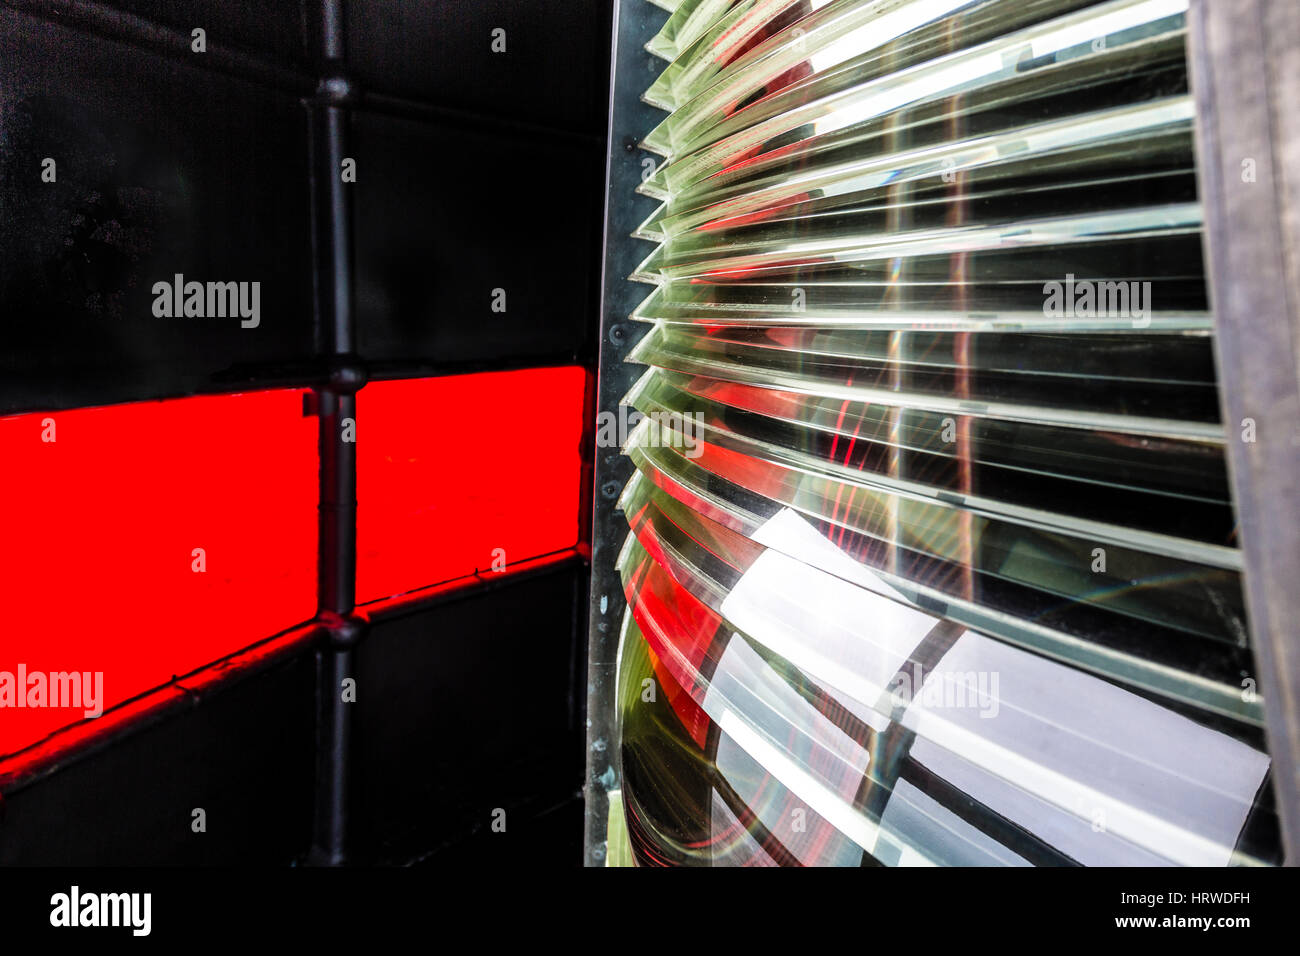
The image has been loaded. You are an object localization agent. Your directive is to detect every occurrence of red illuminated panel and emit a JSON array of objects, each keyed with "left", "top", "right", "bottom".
[
  {"left": 355, "top": 366, "right": 589, "bottom": 604},
  {"left": 0, "top": 368, "right": 590, "bottom": 758},
  {"left": 0, "top": 390, "right": 318, "bottom": 758}
]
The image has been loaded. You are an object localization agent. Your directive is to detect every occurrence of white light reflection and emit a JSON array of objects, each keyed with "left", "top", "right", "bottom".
[{"left": 711, "top": 507, "right": 1269, "bottom": 866}]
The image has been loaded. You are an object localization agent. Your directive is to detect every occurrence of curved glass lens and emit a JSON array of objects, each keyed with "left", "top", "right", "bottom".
[{"left": 608, "top": 0, "right": 1283, "bottom": 866}]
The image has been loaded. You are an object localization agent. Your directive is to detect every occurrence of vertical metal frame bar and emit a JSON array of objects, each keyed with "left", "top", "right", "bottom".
[
  {"left": 1189, "top": 0, "right": 1300, "bottom": 864},
  {"left": 307, "top": 0, "right": 366, "bottom": 867},
  {"left": 583, "top": 0, "right": 669, "bottom": 866}
]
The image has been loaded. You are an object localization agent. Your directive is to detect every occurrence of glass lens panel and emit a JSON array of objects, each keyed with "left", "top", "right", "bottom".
[{"left": 609, "top": 0, "right": 1282, "bottom": 867}]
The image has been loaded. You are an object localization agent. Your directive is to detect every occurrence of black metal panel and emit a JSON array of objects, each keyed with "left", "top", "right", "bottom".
[
  {"left": 0, "top": 7, "right": 316, "bottom": 414},
  {"left": 82, "top": 0, "right": 317, "bottom": 67},
  {"left": 0, "top": 0, "right": 608, "bottom": 870},
  {"left": 347, "top": 0, "right": 611, "bottom": 135},
  {"left": 413, "top": 794, "right": 585, "bottom": 868},
  {"left": 351, "top": 563, "right": 585, "bottom": 864},
  {"left": 0, "top": 652, "right": 316, "bottom": 865},
  {"left": 351, "top": 109, "right": 602, "bottom": 368}
]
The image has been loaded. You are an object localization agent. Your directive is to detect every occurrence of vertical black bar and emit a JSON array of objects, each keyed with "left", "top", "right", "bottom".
[
  {"left": 307, "top": 0, "right": 364, "bottom": 867},
  {"left": 321, "top": 0, "right": 347, "bottom": 62},
  {"left": 320, "top": 101, "right": 356, "bottom": 358},
  {"left": 316, "top": 386, "right": 358, "bottom": 613},
  {"left": 312, "top": 610, "right": 354, "bottom": 865}
]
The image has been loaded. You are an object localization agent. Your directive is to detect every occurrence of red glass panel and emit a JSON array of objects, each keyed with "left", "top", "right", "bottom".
[
  {"left": 0, "top": 390, "right": 318, "bottom": 757},
  {"left": 355, "top": 366, "right": 588, "bottom": 604},
  {"left": 0, "top": 366, "right": 591, "bottom": 758}
]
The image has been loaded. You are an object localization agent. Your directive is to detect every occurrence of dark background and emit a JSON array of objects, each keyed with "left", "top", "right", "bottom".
[{"left": 0, "top": 0, "right": 613, "bottom": 865}]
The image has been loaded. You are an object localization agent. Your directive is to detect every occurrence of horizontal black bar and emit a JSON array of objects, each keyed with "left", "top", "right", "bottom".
[
  {"left": 214, "top": 351, "right": 592, "bottom": 389},
  {"left": 0, "top": 865, "right": 1284, "bottom": 937},
  {"left": 0, "top": 352, "right": 593, "bottom": 416},
  {"left": 363, "top": 352, "right": 591, "bottom": 382},
  {"left": 360, "top": 549, "right": 585, "bottom": 625},
  {"left": 2, "top": 0, "right": 604, "bottom": 147},
  {"left": 358, "top": 90, "right": 604, "bottom": 150}
]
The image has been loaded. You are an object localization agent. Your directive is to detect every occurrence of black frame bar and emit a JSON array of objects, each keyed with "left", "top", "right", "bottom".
[{"left": 306, "top": 0, "right": 364, "bottom": 867}]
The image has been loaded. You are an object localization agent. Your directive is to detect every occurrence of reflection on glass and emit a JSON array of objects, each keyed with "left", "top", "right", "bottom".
[{"left": 609, "top": 0, "right": 1282, "bottom": 866}]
